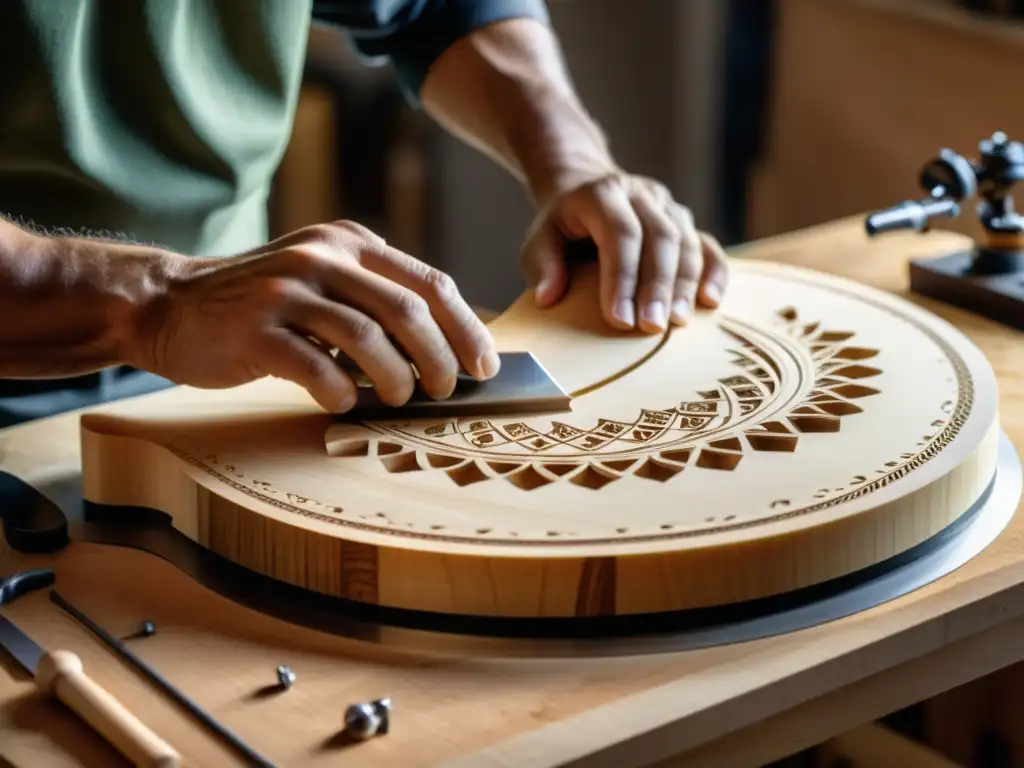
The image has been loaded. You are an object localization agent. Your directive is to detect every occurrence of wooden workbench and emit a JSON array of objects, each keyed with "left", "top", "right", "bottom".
[{"left": 0, "top": 215, "right": 1021, "bottom": 767}]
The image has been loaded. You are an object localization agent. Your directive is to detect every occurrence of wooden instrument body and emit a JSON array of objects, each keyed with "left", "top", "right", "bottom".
[{"left": 80, "top": 261, "right": 1000, "bottom": 618}]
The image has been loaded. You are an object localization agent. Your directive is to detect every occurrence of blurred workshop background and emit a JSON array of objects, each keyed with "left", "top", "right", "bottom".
[
  {"left": 270, "top": 1, "right": 1024, "bottom": 766},
  {"left": 271, "top": 0, "right": 1024, "bottom": 316}
]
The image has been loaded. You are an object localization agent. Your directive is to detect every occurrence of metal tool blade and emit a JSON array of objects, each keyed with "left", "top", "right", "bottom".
[
  {"left": 336, "top": 351, "right": 571, "bottom": 421},
  {"left": 0, "top": 613, "right": 43, "bottom": 676}
]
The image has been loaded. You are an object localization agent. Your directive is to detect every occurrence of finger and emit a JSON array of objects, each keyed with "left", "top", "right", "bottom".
[
  {"left": 353, "top": 243, "right": 500, "bottom": 381},
  {"left": 665, "top": 204, "right": 703, "bottom": 325},
  {"left": 259, "top": 330, "right": 360, "bottom": 413},
  {"left": 631, "top": 191, "right": 681, "bottom": 333},
  {"left": 572, "top": 180, "right": 643, "bottom": 329},
  {"left": 316, "top": 261, "right": 461, "bottom": 400},
  {"left": 697, "top": 231, "right": 730, "bottom": 308},
  {"left": 287, "top": 295, "right": 418, "bottom": 407},
  {"left": 520, "top": 222, "right": 569, "bottom": 308}
]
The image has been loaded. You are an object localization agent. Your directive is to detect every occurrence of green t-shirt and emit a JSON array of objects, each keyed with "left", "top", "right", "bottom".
[{"left": 0, "top": 0, "right": 548, "bottom": 425}]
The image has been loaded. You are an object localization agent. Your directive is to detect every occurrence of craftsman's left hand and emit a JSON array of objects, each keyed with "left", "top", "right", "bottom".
[{"left": 520, "top": 172, "right": 730, "bottom": 333}]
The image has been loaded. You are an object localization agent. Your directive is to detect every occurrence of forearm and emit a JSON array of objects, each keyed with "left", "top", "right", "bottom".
[
  {"left": 0, "top": 219, "right": 176, "bottom": 378},
  {"left": 421, "top": 18, "right": 616, "bottom": 209}
]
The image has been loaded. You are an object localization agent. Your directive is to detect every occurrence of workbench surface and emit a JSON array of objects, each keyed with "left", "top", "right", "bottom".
[{"left": 1, "top": 216, "right": 1022, "bottom": 767}]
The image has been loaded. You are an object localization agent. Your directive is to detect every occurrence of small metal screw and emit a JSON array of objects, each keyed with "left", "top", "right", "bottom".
[
  {"left": 276, "top": 665, "right": 296, "bottom": 690},
  {"left": 138, "top": 621, "right": 156, "bottom": 637},
  {"left": 344, "top": 698, "right": 391, "bottom": 740}
]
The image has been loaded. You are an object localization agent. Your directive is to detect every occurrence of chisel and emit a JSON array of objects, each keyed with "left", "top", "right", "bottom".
[{"left": 0, "top": 568, "right": 180, "bottom": 767}]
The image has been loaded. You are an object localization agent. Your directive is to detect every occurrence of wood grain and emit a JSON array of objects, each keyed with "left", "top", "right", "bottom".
[
  {"left": 0, "top": 215, "right": 1020, "bottom": 768},
  {"left": 75, "top": 253, "right": 1001, "bottom": 618}
]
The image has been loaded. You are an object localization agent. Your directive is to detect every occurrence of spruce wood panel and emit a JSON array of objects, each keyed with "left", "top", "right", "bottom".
[
  {"left": 77, "top": 255, "right": 1000, "bottom": 618},
  {"left": 0, "top": 216, "right": 1022, "bottom": 767}
]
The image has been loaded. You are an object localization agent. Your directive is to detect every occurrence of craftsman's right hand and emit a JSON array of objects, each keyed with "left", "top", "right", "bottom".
[{"left": 131, "top": 221, "right": 499, "bottom": 413}]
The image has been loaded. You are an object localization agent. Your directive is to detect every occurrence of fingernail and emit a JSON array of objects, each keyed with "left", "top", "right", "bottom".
[
  {"left": 478, "top": 350, "right": 501, "bottom": 379},
  {"left": 613, "top": 299, "right": 635, "bottom": 327},
  {"left": 671, "top": 299, "right": 691, "bottom": 322},
  {"left": 535, "top": 280, "right": 551, "bottom": 305},
  {"left": 429, "top": 376, "right": 459, "bottom": 400},
  {"left": 641, "top": 300, "right": 667, "bottom": 330},
  {"left": 334, "top": 392, "right": 357, "bottom": 413},
  {"left": 704, "top": 283, "right": 722, "bottom": 306},
  {"left": 537, "top": 284, "right": 560, "bottom": 308}
]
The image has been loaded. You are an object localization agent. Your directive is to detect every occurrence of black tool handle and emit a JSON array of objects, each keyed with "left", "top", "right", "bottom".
[
  {"left": 0, "top": 471, "right": 69, "bottom": 554},
  {"left": 0, "top": 568, "right": 54, "bottom": 605},
  {"left": 563, "top": 237, "right": 600, "bottom": 265}
]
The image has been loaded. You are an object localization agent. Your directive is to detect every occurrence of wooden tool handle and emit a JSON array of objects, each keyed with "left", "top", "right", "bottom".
[{"left": 36, "top": 649, "right": 181, "bottom": 768}]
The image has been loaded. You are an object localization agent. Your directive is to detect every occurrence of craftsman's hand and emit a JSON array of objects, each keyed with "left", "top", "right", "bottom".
[
  {"left": 520, "top": 172, "right": 730, "bottom": 333},
  {"left": 131, "top": 221, "right": 498, "bottom": 412}
]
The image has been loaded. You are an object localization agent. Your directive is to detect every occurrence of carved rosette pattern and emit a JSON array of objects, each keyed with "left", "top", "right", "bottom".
[
  {"left": 327, "top": 307, "right": 884, "bottom": 492},
  {"left": 168, "top": 277, "right": 974, "bottom": 545}
]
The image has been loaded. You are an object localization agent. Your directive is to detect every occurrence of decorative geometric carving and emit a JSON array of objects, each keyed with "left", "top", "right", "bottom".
[
  {"left": 77, "top": 253, "right": 1000, "bottom": 625},
  {"left": 139, "top": 261, "right": 981, "bottom": 556},
  {"left": 326, "top": 308, "right": 884, "bottom": 491}
]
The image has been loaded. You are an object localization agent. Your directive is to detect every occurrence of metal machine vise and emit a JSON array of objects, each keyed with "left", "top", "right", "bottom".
[{"left": 866, "top": 131, "right": 1024, "bottom": 331}]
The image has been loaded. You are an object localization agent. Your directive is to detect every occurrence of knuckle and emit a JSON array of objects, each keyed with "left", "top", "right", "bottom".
[
  {"left": 420, "top": 267, "right": 457, "bottom": 301},
  {"left": 260, "top": 276, "right": 299, "bottom": 305},
  {"left": 303, "top": 224, "right": 335, "bottom": 241},
  {"left": 591, "top": 172, "right": 622, "bottom": 192},
  {"left": 673, "top": 204, "right": 695, "bottom": 229},
  {"left": 610, "top": 214, "right": 643, "bottom": 242},
  {"left": 648, "top": 215, "right": 681, "bottom": 245},
  {"left": 299, "top": 352, "right": 333, "bottom": 383},
  {"left": 677, "top": 253, "right": 703, "bottom": 280},
  {"left": 649, "top": 180, "right": 672, "bottom": 200},
  {"left": 615, "top": 269, "right": 639, "bottom": 292},
  {"left": 299, "top": 223, "right": 343, "bottom": 248},
  {"left": 680, "top": 229, "right": 703, "bottom": 257},
  {"left": 280, "top": 245, "right": 325, "bottom": 274},
  {"left": 334, "top": 221, "right": 387, "bottom": 257},
  {"left": 588, "top": 174, "right": 625, "bottom": 202},
  {"left": 345, "top": 315, "right": 384, "bottom": 350},
  {"left": 644, "top": 280, "right": 675, "bottom": 303},
  {"left": 334, "top": 219, "right": 379, "bottom": 241},
  {"left": 391, "top": 289, "right": 431, "bottom": 325}
]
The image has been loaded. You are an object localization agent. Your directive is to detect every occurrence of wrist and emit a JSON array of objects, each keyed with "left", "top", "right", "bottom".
[
  {"left": 0, "top": 220, "right": 189, "bottom": 377},
  {"left": 108, "top": 245, "right": 191, "bottom": 373},
  {"left": 509, "top": 89, "right": 619, "bottom": 211},
  {"left": 422, "top": 18, "right": 619, "bottom": 212},
  {"left": 38, "top": 233, "right": 187, "bottom": 373}
]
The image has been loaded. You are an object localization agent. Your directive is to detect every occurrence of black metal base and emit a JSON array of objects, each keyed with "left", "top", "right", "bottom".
[{"left": 909, "top": 251, "right": 1024, "bottom": 331}]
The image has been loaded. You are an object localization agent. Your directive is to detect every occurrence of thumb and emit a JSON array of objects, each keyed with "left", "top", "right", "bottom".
[{"left": 521, "top": 222, "right": 569, "bottom": 308}]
